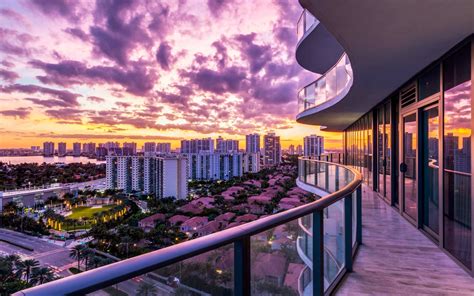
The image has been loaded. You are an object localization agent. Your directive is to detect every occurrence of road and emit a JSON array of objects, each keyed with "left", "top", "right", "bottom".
[{"left": 0, "top": 228, "right": 75, "bottom": 276}]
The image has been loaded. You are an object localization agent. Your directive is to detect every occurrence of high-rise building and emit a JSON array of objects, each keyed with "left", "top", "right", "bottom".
[
  {"left": 216, "top": 136, "right": 239, "bottom": 153},
  {"left": 43, "top": 142, "right": 54, "bottom": 157},
  {"left": 263, "top": 133, "right": 281, "bottom": 166},
  {"left": 185, "top": 152, "right": 243, "bottom": 180},
  {"left": 73, "top": 142, "right": 81, "bottom": 157},
  {"left": 58, "top": 142, "right": 67, "bottom": 157},
  {"left": 304, "top": 135, "right": 324, "bottom": 157},
  {"left": 246, "top": 133, "right": 260, "bottom": 153},
  {"left": 106, "top": 155, "right": 188, "bottom": 199},
  {"left": 123, "top": 142, "right": 137, "bottom": 155},
  {"left": 181, "top": 138, "right": 214, "bottom": 153},
  {"left": 83, "top": 142, "right": 96, "bottom": 155},
  {"left": 288, "top": 144, "right": 295, "bottom": 155},
  {"left": 296, "top": 145, "right": 303, "bottom": 155},
  {"left": 156, "top": 142, "right": 171, "bottom": 154},
  {"left": 144, "top": 142, "right": 156, "bottom": 155},
  {"left": 243, "top": 152, "right": 261, "bottom": 173}
]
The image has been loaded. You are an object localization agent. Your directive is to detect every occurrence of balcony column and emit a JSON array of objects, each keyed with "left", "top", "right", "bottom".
[
  {"left": 312, "top": 209, "right": 324, "bottom": 296},
  {"left": 234, "top": 237, "right": 251, "bottom": 296},
  {"left": 356, "top": 185, "right": 362, "bottom": 244}
]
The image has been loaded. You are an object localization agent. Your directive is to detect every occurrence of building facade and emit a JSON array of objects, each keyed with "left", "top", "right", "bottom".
[
  {"left": 181, "top": 138, "right": 214, "bottom": 153},
  {"left": 296, "top": 5, "right": 474, "bottom": 275},
  {"left": 106, "top": 155, "right": 188, "bottom": 199},
  {"left": 156, "top": 142, "right": 171, "bottom": 154},
  {"left": 186, "top": 152, "right": 244, "bottom": 180},
  {"left": 58, "top": 142, "right": 67, "bottom": 157},
  {"left": 243, "top": 152, "right": 261, "bottom": 173},
  {"left": 304, "top": 135, "right": 324, "bottom": 157},
  {"left": 43, "top": 142, "right": 54, "bottom": 157},
  {"left": 72, "top": 142, "right": 81, "bottom": 157},
  {"left": 216, "top": 137, "right": 239, "bottom": 153},
  {"left": 263, "top": 133, "right": 281, "bottom": 166},
  {"left": 246, "top": 133, "right": 260, "bottom": 153}
]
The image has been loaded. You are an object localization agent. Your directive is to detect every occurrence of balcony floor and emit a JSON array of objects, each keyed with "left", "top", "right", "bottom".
[{"left": 337, "top": 185, "right": 474, "bottom": 295}]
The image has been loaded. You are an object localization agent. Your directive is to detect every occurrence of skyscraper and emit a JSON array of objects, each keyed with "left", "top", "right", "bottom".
[
  {"left": 246, "top": 133, "right": 260, "bottom": 153},
  {"left": 156, "top": 142, "right": 171, "bottom": 154},
  {"left": 304, "top": 135, "right": 324, "bottom": 157},
  {"left": 144, "top": 142, "right": 156, "bottom": 154},
  {"left": 216, "top": 136, "right": 239, "bottom": 153},
  {"left": 181, "top": 138, "right": 214, "bottom": 153},
  {"left": 123, "top": 142, "right": 137, "bottom": 155},
  {"left": 58, "top": 142, "right": 67, "bottom": 157},
  {"left": 43, "top": 142, "right": 54, "bottom": 157},
  {"left": 263, "top": 133, "right": 281, "bottom": 166},
  {"left": 73, "top": 142, "right": 81, "bottom": 157}
]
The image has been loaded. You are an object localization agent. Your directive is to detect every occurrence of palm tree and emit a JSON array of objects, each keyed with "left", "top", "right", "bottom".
[
  {"left": 69, "top": 245, "right": 86, "bottom": 270},
  {"left": 136, "top": 281, "right": 157, "bottom": 296},
  {"left": 30, "top": 267, "right": 55, "bottom": 285},
  {"left": 17, "top": 259, "right": 39, "bottom": 283}
]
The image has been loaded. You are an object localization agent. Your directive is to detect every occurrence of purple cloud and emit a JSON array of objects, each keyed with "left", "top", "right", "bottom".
[
  {"left": 207, "top": 0, "right": 229, "bottom": 17},
  {"left": 1, "top": 84, "right": 81, "bottom": 107},
  {"left": 64, "top": 27, "right": 89, "bottom": 41},
  {"left": 30, "top": 59, "right": 157, "bottom": 96},
  {"left": 30, "top": 0, "right": 81, "bottom": 21},
  {"left": 156, "top": 42, "right": 173, "bottom": 70},
  {"left": 87, "top": 96, "right": 105, "bottom": 103},
  {"left": 0, "top": 69, "right": 19, "bottom": 82},
  {"left": 0, "top": 107, "right": 31, "bottom": 119}
]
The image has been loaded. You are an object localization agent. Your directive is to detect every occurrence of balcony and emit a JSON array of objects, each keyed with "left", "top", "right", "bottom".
[
  {"left": 296, "top": 53, "right": 353, "bottom": 126},
  {"left": 14, "top": 159, "right": 363, "bottom": 296},
  {"left": 295, "top": 10, "right": 344, "bottom": 74}
]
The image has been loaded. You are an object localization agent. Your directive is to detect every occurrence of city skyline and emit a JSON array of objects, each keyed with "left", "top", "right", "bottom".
[{"left": 0, "top": 1, "right": 342, "bottom": 150}]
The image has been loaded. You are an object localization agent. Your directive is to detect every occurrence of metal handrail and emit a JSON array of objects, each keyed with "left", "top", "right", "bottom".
[{"left": 14, "top": 158, "right": 362, "bottom": 296}]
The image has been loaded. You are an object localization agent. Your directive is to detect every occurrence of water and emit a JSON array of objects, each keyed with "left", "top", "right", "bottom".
[{"left": 0, "top": 156, "right": 105, "bottom": 165}]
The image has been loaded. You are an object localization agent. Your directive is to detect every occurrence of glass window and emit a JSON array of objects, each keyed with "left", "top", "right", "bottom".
[
  {"left": 419, "top": 65, "right": 440, "bottom": 100},
  {"left": 443, "top": 44, "right": 471, "bottom": 268},
  {"left": 385, "top": 102, "right": 392, "bottom": 200}
]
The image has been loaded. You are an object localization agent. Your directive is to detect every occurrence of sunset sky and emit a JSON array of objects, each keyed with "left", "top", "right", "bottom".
[{"left": 0, "top": 0, "right": 342, "bottom": 150}]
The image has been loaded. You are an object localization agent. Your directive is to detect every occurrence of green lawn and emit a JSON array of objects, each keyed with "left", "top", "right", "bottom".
[{"left": 68, "top": 205, "right": 116, "bottom": 219}]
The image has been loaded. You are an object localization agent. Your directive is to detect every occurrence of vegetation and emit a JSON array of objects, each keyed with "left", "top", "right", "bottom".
[
  {"left": 0, "top": 202, "right": 48, "bottom": 235},
  {"left": 0, "top": 255, "right": 57, "bottom": 295},
  {"left": 0, "top": 162, "right": 105, "bottom": 191}
]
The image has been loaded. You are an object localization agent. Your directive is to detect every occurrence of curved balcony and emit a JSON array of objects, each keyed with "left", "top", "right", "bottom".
[
  {"left": 296, "top": 53, "right": 353, "bottom": 127},
  {"left": 14, "top": 159, "right": 362, "bottom": 296},
  {"left": 296, "top": 10, "right": 344, "bottom": 74}
]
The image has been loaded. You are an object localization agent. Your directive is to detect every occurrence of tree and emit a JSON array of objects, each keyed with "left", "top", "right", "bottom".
[
  {"left": 70, "top": 245, "right": 86, "bottom": 270},
  {"left": 136, "top": 281, "right": 157, "bottom": 296},
  {"left": 30, "top": 267, "right": 55, "bottom": 285},
  {"left": 17, "top": 259, "right": 39, "bottom": 283}
]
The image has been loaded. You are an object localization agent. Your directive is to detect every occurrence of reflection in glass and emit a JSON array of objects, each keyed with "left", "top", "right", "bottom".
[
  {"left": 422, "top": 107, "right": 439, "bottom": 234},
  {"left": 403, "top": 113, "right": 417, "bottom": 220},
  {"left": 444, "top": 79, "right": 471, "bottom": 268},
  {"left": 378, "top": 107, "right": 385, "bottom": 196},
  {"left": 385, "top": 102, "right": 391, "bottom": 200}
]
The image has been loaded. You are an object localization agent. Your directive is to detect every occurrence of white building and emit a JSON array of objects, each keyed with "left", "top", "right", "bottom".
[
  {"left": 216, "top": 137, "right": 239, "bottom": 153},
  {"left": 186, "top": 152, "right": 243, "bottom": 180},
  {"left": 243, "top": 152, "right": 261, "bottom": 173},
  {"left": 106, "top": 155, "right": 188, "bottom": 199},
  {"left": 246, "top": 133, "right": 260, "bottom": 153},
  {"left": 304, "top": 135, "right": 324, "bottom": 157},
  {"left": 263, "top": 133, "right": 281, "bottom": 166}
]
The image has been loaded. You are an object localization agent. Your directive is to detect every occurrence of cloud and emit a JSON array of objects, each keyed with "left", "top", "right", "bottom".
[
  {"left": 2, "top": 84, "right": 81, "bottom": 107},
  {"left": 45, "top": 108, "right": 84, "bottom": 121},
  {"left": 0, "top": 107, "right": 31, "bottom": 119},
  {"left": 207, "top": 0, "right": 230, "bottom": 17},
  {"left": 0, "top": 69, "right": 19, "bottom": 82},
  {"left": 0, "top": 28, "right": 35, "bottom": 56},
  {"left": 30, "top": 0, "right": 82, "bottom": 22},
  {"left": 30, "top": 59, "right": 158, "bottom": 96},
  {"left": 64, "top": 27, "right": 89, "bottom": 41},
  {"left": 87, "top": 96, "right": 106, "bottom": 103},
  {"left": 156, "top": 42, "right": 173, "bottom": 70}
]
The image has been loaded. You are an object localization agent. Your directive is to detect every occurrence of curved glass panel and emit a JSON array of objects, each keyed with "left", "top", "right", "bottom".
[{"left": 298, "top": 53, "right": 353, "bottom": 114}]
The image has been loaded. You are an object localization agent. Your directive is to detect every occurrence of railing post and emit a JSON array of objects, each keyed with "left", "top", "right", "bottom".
[
  {"left": 356, "top": 185, "right": 362, "bottom": 244},
  {"left": 234, "top": 237, "right": 251, "bottom": 296},
  {"left": 344, "top": 194, "right": 353, "bottom": 272},
  {"left": 325, "top": 163, "right": 329, "bottom": 191},
  {"left": 312, "top": 210, "right": 324, "bottom": 296},
  {"left": 335, "top": 166, "right": 340, "bottom": 191}
]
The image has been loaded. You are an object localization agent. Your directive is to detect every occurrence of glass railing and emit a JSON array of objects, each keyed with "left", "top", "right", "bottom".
[
  {"left": 297, "top": 9, "right": 320, "bottom": 41},
  {"left": 14, "top": 158, "right": 362, "bottom": 296},
  {"left": 298, "top": 53, "right": 353, "bottom": 114}
]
